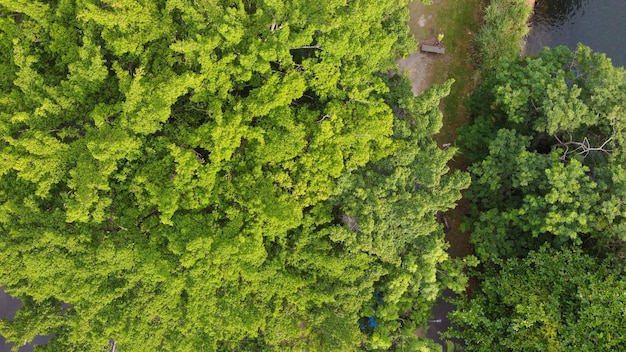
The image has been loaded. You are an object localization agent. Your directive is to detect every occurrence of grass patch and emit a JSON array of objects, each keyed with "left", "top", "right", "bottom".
[
  {"left": 402, "top": 0, "right": 484, "bottom": 260},
  {"left": 445, "top": 339, "right": 456, "bottom": 352},
  {"left": 422, "top": 0, "right": 483, "bottom": 158}
]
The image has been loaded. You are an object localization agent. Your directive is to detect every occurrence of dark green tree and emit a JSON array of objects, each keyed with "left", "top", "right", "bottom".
[
  {"left": 460, "top": 45, "right": 626, "bottom": 260},
  {"left": 451, "top": 44, "right": 626, "bottom": 352},
  {"left": 447, "top": 246, "right": 626, "bottom": 352}
]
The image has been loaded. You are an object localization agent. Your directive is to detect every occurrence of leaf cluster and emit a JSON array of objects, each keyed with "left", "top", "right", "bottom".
[
  {"left": 0, "top": 0, "right": 464, "bottom": 351},
  {"left": 460, "top": 45, "right": 626, "bottom": 260},
  {"left": 451, "top": 45, "right": 626, "bottom": 350}
]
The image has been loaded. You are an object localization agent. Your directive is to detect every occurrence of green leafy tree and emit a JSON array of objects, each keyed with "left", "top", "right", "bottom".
[
  {"left": 329, "top": 78, "right": 470, "bottom": 349},
  {"left": 447, "top": 246, "right": 626, "bottom": 352},
  {"left": 460, "top": 45, "right": 626, "bottom": 260},
  {"left": 452, "top": 43, "right": 626, "bottom": 352},
  {"left": 0, "top": 0, "right": 463, "bottom": 351}
]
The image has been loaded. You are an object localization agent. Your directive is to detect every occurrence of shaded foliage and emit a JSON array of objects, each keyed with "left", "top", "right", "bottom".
[
  {"left": 451, "top": 45, "right": 626, "bottom": 351},
  {"left": 460, "top": 45, "right": 626, "bottom": 260},
  {"left": 447, "top": 247, "right": 626, "bottom": 352}
]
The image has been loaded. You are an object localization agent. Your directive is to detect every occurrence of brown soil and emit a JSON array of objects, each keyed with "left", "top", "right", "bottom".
[
  {"left": 397, "top": 0, "right": 477, "bottom": 260},
  {"left": 397, "top": 51, "right": 439, "bottom": 96},
  {"left": 396, "top": 1, "right": 440, "bottom": 96}
]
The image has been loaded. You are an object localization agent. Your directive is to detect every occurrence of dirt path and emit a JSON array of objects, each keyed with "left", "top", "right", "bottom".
[
  {"left": 400, "top": 0, "right": 480, "bottom": 258},
  {"left": 399, "top": 1, "right": 483, "bottom": 350},
  {"left": 397, "top": 2, "right": 441, "bottom": 96}
]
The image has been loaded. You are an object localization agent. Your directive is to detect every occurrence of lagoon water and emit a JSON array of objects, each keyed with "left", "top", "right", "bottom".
[{"left": 525, "top": 0, "right": 626, "bottom": 68}]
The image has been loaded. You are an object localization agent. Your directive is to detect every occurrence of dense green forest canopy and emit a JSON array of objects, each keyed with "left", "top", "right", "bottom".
[
  {"left": 450, "top": 246, "right": 626, "bottom": 351},
  {"left": 461, "top": 45, "right": 626, "bottom": 260},
  {"left": 450, "top": 45, "right": 626, "bottom": 351},
  {"left": 0, "top": 0, "right": 468, "bottom": 351}
]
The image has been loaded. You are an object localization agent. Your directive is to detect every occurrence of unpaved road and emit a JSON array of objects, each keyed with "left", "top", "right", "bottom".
[{"left": 397, "top": 1, "right": 472, "bottom": 351}]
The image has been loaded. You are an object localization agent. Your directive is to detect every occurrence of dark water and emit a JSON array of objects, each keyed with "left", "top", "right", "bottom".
[
  {"left": 525, "top": 0, "right": 626, "bottom": 68},
  {"left": 0, "top": 287, "right": 52, "bottom": 352}
]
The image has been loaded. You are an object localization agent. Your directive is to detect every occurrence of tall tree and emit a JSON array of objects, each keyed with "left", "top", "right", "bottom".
[
  {"left": 447, "top": 246, "right": 626, "bottom": 351},
  {"left": 450, "top": 44, "right": 626, "bottom": 352},
  {"left": 0, "top": 0, "right": 465, "bottom": 351},
  {"left": 460, "top": 45, "right": 626, "bottom": 260}
]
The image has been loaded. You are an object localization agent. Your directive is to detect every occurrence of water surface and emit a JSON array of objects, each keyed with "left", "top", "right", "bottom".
[{"left": 525, "top": 0, "right": 626, "bottom": 68}]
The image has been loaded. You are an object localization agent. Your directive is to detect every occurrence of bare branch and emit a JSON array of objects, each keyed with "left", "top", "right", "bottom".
[
  {"left": 294, "top": 45, "right": 322, "bottom": 50},
  {"left": 555, "top": 130, "right": 615, "bottom": 161},
  {"left": 317, "top": 114, "right": 330, "bottom": 123}
]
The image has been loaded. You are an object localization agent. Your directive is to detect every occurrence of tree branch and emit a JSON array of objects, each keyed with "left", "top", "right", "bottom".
[
  {"left": 555, "top": 131, "right": 614, "bottom": 161},
  {"left": 294, "top": 45, "right": 322, "bottom": 50}
]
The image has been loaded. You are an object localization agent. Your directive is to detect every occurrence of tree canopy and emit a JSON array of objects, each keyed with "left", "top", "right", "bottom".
[
  {"left": 0, "top": 0, "right": 467, "bottom": 351},
  {"left": 448, "top": 246, "right": 626, "bottom": 351},
  {"left": 451, "top": 45, "right": 626, "bottom": 350},
  {"left": 460, "top": 45, "right": 626, "bottom": 260}
]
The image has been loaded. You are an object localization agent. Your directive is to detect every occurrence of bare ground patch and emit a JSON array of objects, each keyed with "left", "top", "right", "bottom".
[
  {"left": 399, "top": 0, "right": 483, "bottom": 349},
  {"left": 397, "top": 52, "right": 438, "bottom": 96}
]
